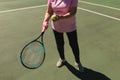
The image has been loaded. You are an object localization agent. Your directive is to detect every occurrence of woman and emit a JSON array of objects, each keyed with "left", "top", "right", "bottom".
[{"left": 42, "top": 0, "right": 84, "bottom": 72}]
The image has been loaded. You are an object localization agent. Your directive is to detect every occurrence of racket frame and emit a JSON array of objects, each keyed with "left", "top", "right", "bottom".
[{"left": 20, "top": 32, "right": 45, "bottom": 69}]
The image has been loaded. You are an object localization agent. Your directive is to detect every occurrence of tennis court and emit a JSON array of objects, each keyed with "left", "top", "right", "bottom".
[{"left": 0, "top": 0, "right": 120, "bottom": 80}]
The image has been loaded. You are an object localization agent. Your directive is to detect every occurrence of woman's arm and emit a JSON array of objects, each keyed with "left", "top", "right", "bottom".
[
  {"left": 42, "top": 5, "right": 53, "bottom": 32},
  {"left": 43, "top": 5, "right": 53, "bottom": 22},
  {"left": 58, "top": 6, "right": 77, "bottom": 19},
  {"left": 53, "top": 6, "right": 77, "bottom": 21}
]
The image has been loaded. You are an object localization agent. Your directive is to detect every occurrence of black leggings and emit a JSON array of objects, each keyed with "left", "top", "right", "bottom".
[{"left": 53, "top": 30, "right": 80, "bottom": 63}]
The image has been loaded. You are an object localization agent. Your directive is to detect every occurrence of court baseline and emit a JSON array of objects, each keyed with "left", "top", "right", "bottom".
[{"left": 0, "top": 2, "right": 119, "bottom": 21}]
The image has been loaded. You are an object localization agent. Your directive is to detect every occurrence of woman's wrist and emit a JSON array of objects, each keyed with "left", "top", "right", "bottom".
[{"left": 57, "top": 12, "right": 73, "bottom": 19}]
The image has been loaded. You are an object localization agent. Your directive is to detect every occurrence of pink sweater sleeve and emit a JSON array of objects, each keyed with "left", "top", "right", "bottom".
[{"left": 71, "top": 0, "right": 78, "bottom": 7}]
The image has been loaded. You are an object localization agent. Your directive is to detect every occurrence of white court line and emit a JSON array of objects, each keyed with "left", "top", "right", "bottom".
[
  {"left": 0, "top": 5, "right": 46, "bottom": 14},
  {"left": 78, "top": 7, "right": 120, "bottom": 21},
  {"left": 0, "top": 3, "right": 120, "bottom": 21},
  {"left": 79, "top": 0, "right": 120, "bottom": 11}
]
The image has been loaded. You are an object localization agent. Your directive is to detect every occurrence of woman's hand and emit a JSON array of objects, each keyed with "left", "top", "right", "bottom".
[{"left": 42, "top": 21, "right": 48, "bottom": 32}]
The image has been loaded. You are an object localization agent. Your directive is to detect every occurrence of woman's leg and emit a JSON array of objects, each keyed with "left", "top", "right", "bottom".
[
  {"left": 67, "top": 30, "right": 84, "bottom": 72},
  {"left": 53, "top": 30, "right": 65, "bottom": 60},
  {"left": 66, "top": 30, "right": 80, "bottom": 63}
]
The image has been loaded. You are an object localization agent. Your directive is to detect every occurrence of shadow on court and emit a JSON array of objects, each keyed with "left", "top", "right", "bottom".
[{"left": 64, "top": 62, "right": 111, "bottom": 80}]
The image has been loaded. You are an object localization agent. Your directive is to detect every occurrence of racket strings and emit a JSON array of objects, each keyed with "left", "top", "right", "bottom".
[{"left": 22, "top": 42, "right": 45, "bottom": 68}]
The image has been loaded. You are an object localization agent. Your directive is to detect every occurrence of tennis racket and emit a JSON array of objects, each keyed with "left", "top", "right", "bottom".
[{"left": 20, "top": 32, "right": 45, "bottom": 69}]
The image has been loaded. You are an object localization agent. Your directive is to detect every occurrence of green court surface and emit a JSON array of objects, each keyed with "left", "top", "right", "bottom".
[{"left": 0, "top": 0, "right": 120, "bottom": 80}]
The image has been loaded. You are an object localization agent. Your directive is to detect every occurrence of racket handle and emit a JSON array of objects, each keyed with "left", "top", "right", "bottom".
[{"left": 41, "top": 32, "right": 44, "bottom": 36}]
